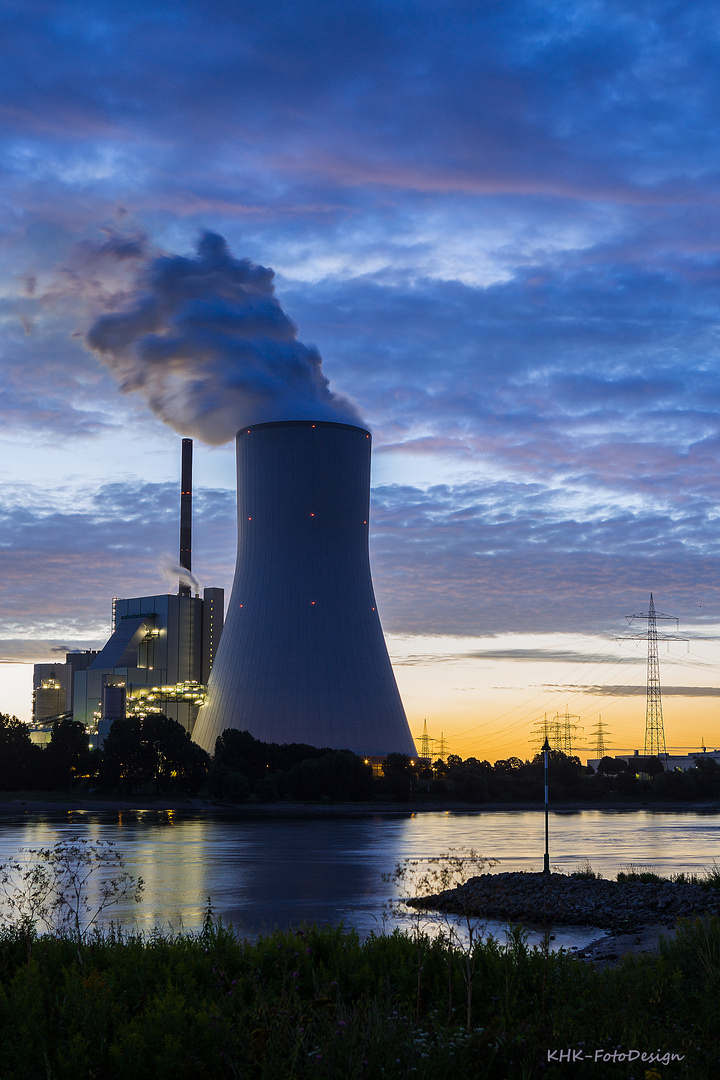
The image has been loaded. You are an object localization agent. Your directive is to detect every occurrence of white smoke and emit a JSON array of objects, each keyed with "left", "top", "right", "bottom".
[
  {"left": 160, "top": 558, "right": 201, "bottom": 595},
  {"left": 85, "top": 232, "right": 362, "bottom": 444}
]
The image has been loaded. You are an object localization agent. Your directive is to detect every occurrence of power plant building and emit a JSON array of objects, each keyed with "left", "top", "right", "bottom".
[
  {"left": 33, "top": 438, "right": 224, "bottom": 736},
  {"left": 32, "top": 664, "right": 70, "bottom": 722},
  {"left": 193, "top": 420, "right": 416, "bottom": 758},
  {"left": 72, "top": 588, "right": 224, "bottom": 732}
]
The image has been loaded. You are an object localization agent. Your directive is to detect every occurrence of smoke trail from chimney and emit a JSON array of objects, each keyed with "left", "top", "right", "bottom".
[{"left": 84, "top": 232, "right": 362, "bottom": 444}]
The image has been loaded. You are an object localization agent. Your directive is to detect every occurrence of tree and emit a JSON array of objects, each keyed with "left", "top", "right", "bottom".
[
  {"left": 631, "top": 755, "right": 664, "bottom": 778},
  {"left": 0, "top": 715, "right": 42, "bottom": 790},
  {"left": 597, "top": 756, "right": 628, "bottom": 776},
  {"left": 46, "top": 718, "right": 96, "bottom": 789},
  {"left": 447, "top": 759, "right": 492, "bottom": 803},
  {"left": 691, "top": 756, "right": 720, "bottom": 798},
  {"left": 493, "top": 757, "right": 525, "bottom": 774},
  {"left": 212, "top": 729, "right": 334, "bottom": 782},
  {"left": 380, "top": 753, "right": 417, "bottom": 798},
  {"left": 284, "top": 750, "right": 373, "bottom": 801},
  {"left": 99, "top": 714, "right": 209, "bottom": 793}
]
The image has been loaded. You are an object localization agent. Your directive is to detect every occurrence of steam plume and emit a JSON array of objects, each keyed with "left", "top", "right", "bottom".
[
  {"left": 161, "top": 557, "right": 200, "bottom": 595},
  {"left": 85, "top": 232, "right": 362, "bottom": 444}
]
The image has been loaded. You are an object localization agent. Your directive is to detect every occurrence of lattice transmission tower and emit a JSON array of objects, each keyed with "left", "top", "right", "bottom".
[
  {"left": 417, "top": 721, "right": 448, "bottom": 761},
  {"left": 419, "top": 720, "right": 431, "bottom": 760},
  {"left": 532, "top": 709, "right": 581, "bottom": 754},
  {"left": 625, "top": 593, "right": 681, "bottom": 762},
  {"left": 547, "top": 707, "right": 580, "bottom": 754},
  {"left": 531, "top": 713, "right": 551, "bottom": 754},
  {"left": 589, "top": 715, "right": 610, "bottom": 757}
]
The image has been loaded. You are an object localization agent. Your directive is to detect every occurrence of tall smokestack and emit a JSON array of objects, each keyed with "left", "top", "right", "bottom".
[
  {"left": 192, "top": 420, "right": 416, "bottom": 758},
  {"left": 179, "top": 438, "right": 193, "bottom": 597}
]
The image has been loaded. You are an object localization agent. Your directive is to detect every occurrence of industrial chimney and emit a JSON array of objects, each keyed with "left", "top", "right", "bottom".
[
  {"left": 179, "top": 437, "right": 192, "bottom": 596},
  {"left": 192, "top": 420, "right": 416, "bottom": 757}
]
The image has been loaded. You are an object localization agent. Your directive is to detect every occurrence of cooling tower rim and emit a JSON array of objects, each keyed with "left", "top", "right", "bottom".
[{"left": 237, "top": 419, "right": 371, "bottom": 438}]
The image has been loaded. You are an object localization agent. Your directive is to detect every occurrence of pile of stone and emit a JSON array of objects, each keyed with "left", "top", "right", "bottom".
[{"left": 408, "top": 871, "right": 720, "bottom": 929}]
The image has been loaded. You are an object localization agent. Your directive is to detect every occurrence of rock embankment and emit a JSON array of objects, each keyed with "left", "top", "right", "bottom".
[{"left": 408, "top": 872, "right": 720, "bottom": 929}]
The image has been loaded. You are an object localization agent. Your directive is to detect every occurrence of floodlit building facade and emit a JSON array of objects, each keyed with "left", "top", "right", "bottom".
[
  {"left": 72, "top": 588, "right": 224, "bottom": 732},
  {"left": 32, "top": 664, "right": 70, "bottom": 722}
]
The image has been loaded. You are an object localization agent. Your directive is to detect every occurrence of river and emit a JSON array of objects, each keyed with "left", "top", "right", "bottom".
[{"left": 1, "top": 807, "right": 718, "bottom": 949}]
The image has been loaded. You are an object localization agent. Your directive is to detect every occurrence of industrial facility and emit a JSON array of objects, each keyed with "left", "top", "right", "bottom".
[
  {"left": 192, "top": 420, "right": 416, "bottom": 758},
  {"left": 33, "top": 439, "right": 224, "bottom": 739},
  {"left": 34, "top": 424, "right": 416, "bottom": 760}
]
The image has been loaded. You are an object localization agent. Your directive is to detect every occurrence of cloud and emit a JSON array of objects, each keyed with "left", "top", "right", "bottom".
[
  {"left": 392, "top": 647, "right": 639, "bottom": 665},
  {"left": 368, "top": 479, "right": 720, "bottom": 635},
  {"left": 4, "top": 0, "right": 720, "bottom": 648},
  {"left": 4, "top": 0, "right": 720, "bottom": 203},
  {"left": 0, "top": 479, "right": 235, "bottom": 640},
  {"left": 564, "top": 684, "right": 720, "bottom": 698},
  {"left": 0, "top": 640, "right": 102, "bottom": 664}
]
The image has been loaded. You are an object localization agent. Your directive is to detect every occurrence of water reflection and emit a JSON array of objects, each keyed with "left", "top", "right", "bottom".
[{"left": 0, "top": 809, "right": 718, "bottom": 948}]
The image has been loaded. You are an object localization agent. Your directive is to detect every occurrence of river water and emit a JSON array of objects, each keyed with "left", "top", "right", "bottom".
[{"left": 1, "top": 808, "right": 718, "bottom": 949}]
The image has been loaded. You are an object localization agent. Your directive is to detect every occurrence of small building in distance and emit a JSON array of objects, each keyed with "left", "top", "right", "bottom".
[{"left": 587, "top": 748, "right": 720, "bottom": 773}]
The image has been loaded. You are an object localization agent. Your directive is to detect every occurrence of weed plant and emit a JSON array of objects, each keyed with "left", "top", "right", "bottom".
[{"left": 570, "top": 860, "right": 603, "bottom": 880}]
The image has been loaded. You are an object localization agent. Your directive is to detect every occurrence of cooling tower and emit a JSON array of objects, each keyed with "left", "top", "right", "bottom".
[{"left": 192, "top": 420, "right": 416, "bottom": 758}]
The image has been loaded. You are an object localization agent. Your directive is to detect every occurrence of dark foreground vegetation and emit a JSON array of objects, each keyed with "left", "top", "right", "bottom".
[
  {"left": 4, "top": 710, "right": 720, "bottom": 804},
  {"left": 0, "top": 915, "right": 715, "bottom": 1079}
]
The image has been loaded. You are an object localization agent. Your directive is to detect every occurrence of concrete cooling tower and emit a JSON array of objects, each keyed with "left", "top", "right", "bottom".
[{"left": 192, "top": 420, "right": 416, "bottom": 758}]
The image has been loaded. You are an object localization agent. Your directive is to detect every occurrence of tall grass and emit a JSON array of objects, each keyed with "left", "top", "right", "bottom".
[{"left": 0, "top": 917, "right": 712, "bottom": 1079}]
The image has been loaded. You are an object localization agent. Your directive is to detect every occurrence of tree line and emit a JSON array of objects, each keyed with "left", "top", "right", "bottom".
[
  {"left": 2, "top": 711, "right": 720, "bottom": 801},
  {"left": 0, "top": 713, "right": 207, "bottom": 794}
]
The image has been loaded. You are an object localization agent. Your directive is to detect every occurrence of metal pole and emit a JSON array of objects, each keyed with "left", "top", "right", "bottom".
[{"left": 543, "top": 738, "right": 550, "bottom": 874}]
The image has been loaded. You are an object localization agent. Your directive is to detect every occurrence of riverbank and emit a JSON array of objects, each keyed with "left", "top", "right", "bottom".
[
  {"left": 577, "top": 923, "right": 677, "bottom": 967},
  {"left": 2, "top": 793, "right": 720, "bottom": 814}
]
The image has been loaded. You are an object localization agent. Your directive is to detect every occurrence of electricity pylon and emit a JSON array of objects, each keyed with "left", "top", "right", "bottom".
[
  {"left": 532, "top": 709, "right": 580, "bottom": 754},
  {"left": 551, "top": 707, "right": 581, "bottom": 755},
  {"left": 531, "top": 713, "right": 551, "bottom": 754},
  {"left": 417, "top": 721, "right": 448, "bottom": 761},
  {"left": 419, "top": 720, "right": 431, "bottom": 760},
  {"left": 625, "top": 593, "right": 682, "bottom": 762},
  {"left": 589, "top": 715, "right": 610, "bottom": 757}
]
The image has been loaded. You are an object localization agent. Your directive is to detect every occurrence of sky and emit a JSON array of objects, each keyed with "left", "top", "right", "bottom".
[{"left": 3, "top": 0, "right": 720, "bottom": 759}]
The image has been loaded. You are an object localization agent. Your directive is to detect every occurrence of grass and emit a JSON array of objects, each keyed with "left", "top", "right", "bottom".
[
  {"left": 0, "top": 914, "right": 713, "bottom": 1078},
  {"left": 570, "top": 859, "right": 603, "bottom": 880},
  {"left": 616, "top": 862, "right": 720, "bottom": 889}
]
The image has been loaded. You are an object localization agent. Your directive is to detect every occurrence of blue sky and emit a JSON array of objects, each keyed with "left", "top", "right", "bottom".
[{"left": 3, "top": 0, "right": 720, "bottom": 754}]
